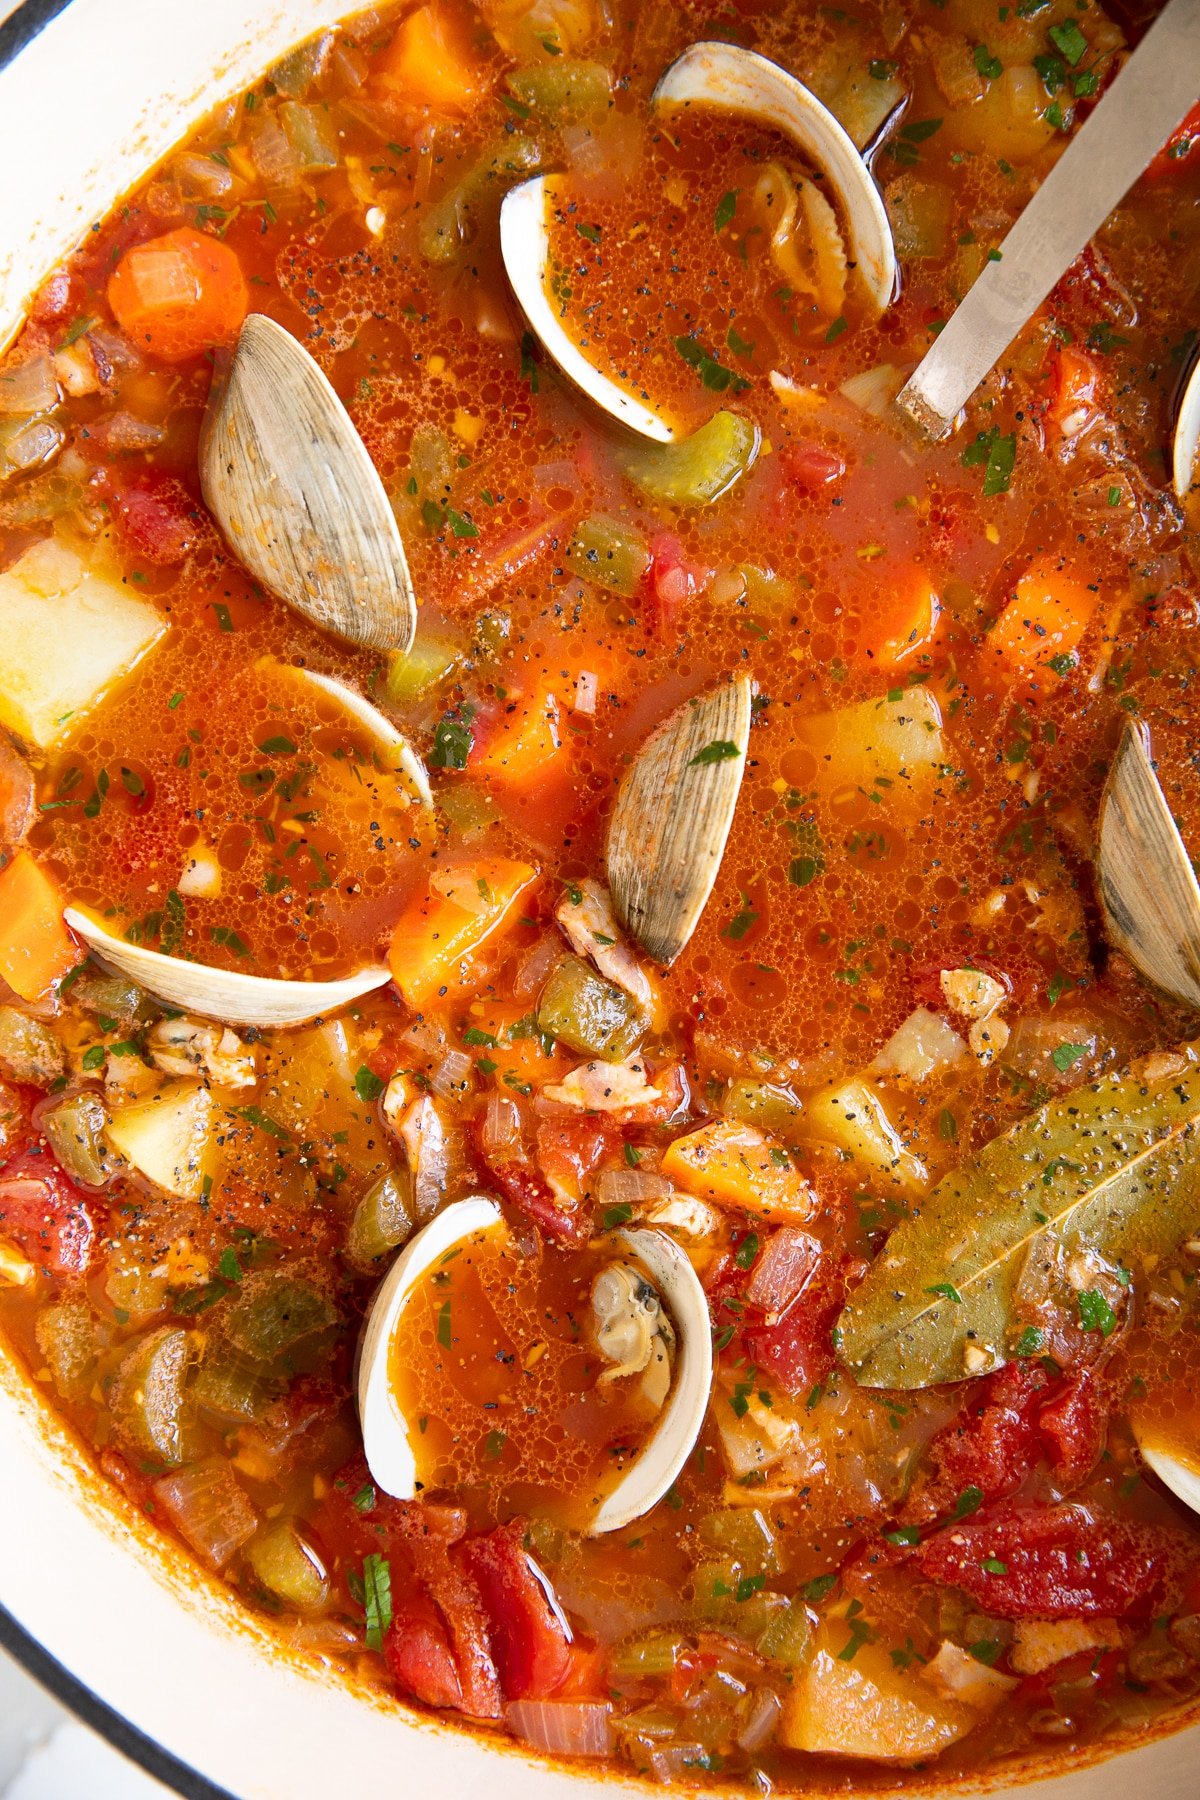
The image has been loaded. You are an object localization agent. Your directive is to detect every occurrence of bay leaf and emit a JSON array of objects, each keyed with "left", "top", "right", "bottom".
[{"left": 836, "top": 1044, "right": 1200, "bottom": 1389}]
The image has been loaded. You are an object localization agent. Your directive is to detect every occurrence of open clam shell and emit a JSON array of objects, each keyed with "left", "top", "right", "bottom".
[
  {"left": 200, "top": 314, "right": 417, "bottom": 655},
  {"left": 607, "top": 675, "right": 752, "bottom": 965},
  {"left": 1173, "top": 350, "right": 1200, "bottom": 507},
  {"left": 1134, "top": 1421, "right": 1200, "bottom": 1518},
  {"left": 1097, "top": 721, "right": 1200, "bottom": 1012},
  {"left": 652, "top": 41, "right": 897, "bottom": 315},
  {"left": 270, "top": 662, "right": 432, "bottom": 809},
  {"left": 357, "top": 1196, "right": 504, "bottom": 1500},
  {"left": 500, "top": 177, "right": 677, "bottom": 444},
  {"left": 64, "top": 908, "right": 391, "bottom": 1029}
]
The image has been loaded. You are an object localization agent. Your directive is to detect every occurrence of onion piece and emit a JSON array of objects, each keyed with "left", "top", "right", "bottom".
[
  {"left": 595, "top": 1167, "right": 672, "bottom": 1210},
  {"left": 743, "top": 1227, "right": 821, "bottom": 1319},
  {"left": 573, "top": 671, "right": 598, "bottom": 715},
  {"left": 153, "top": 1460, "right": 258, "bottom": 1570},
  {"left": 839, "top": 362, "right": 904, "bottom": 418},
  {"left": 482, "top": 1090, "right": 522, "bottom": 1156},
  {"left": 513, "top": 931, "right": 562, "bottom": 1001},
  {"left": 505, "top": 1699, "right": 612, "bottom": 1758},
  {"left": 429, "top": 1048, "right": 473, "bottom": 1100},
  {"left": 738, "top": 1686, "right": 783, "bottom": 1752}
]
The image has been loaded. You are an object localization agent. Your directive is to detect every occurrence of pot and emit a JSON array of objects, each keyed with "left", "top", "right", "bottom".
[{"left": 0, "top": 4, "right": 1197, "bottom": 1795}]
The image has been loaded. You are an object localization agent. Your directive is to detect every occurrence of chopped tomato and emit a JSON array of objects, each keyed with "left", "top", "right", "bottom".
[
  {"left": 109, "top": 475, "right": 201, "bottom": 564},
  {"left": 709, "top": 1239, "right": 862, "bottom": 1399},
  {"left": 1046, "top": 345, "right": 1102, "bottom": 442},
  {"left": 406, "top": 1536, "right": 502, "bottom": 1719},
  {"left": 1144, "top": 99, "right": 1200, "bottom": 180},
  {"left": 0, "top": 1148, "right": 97, "bottom": 1274},
  {"left": 778, "top": 442, "right": 846, "bottom": 490},
  {"left": 385, "top": 1593, "right": 465, "bottom": 1709},
  {"left": 918, "top": 1502, "right": 1196, "bottom": 1620},
  {"left": 643, "top": 531, "right": 709, "bottom": 636},
  {"left": 907, "top": 1362, "right": 1049, "bottom": 1521},
  {"left": 478, "top": 1131, "right": 591, "bottom": 1245},
  {"left": 107, "top": 227, "right": 248, "bottom": 362},
  {"left": 535, "top": 1117, "right": 620, "bottom": 1209},
  {"left": 460, "top": 1522, "right": 572, "bottom": 1701},
  {"left": 1037, "top": 1365, "right": 1108, "bottom": 1485}
]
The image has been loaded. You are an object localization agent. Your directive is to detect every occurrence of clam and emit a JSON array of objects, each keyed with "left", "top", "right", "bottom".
[
  {"left": 652, "top": 42, "right": 897, "bottom": 315},
  {"left": 588, "top": 1227, "right": 712, "bottom": 1535},
  {"left": 358, "top": 1196, "right": 504, "bottom": 1501},
  {"left": 356, "top": 1203, "right": 711, "bottom": 1535},
  {"left": 1096, "top": 721, "right": 1200, "bottom": 1012},
  {"left": 607, "top": 675, "right": 752, "bottom": 964},
  {"left": 63, "top": 909, "right": 390, "bottom": 1029},
  {"left": 200, "top": 314, "right": 417, "bottom": 654},
  {"left": 499, "top": 177, "right": 677, "bottom": 444},
  {"left": 1134, "top": 1422, "right": 1200, "bottom": 1519},
  {"left": 1173, "top": 350, "right": 1200, "bottom": 508},
  {"left": 269, "top": 662, "right": 432, "bottom": 809}
]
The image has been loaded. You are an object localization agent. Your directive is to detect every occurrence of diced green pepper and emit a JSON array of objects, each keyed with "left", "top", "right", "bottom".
[
  {"left": 756, "top": 1595, "right": 812, "bottom": 1666},
  {"left": 505, "top": 60, "right": 612, "bottom": 117},
  {"left": 621, "top": 411, "right": 760, "bottom": 507},
  {"left": 0, "top": 1006, "right": 63, "bottom": 1083},
  {"left": 566, "top": 514, "right": 651, "bottom": 599},
  {"left": 386, "top": 635, "right": 461, "bottom": 706},
  {"left": 722, "top": 563, "right": 798, "bottom": 612},
  {"left": 42, "top": 1090, "right": 112, "bottom": 1186},
  {"left": 112, "top": 1326, "right": 190, "bottom": 1466},
  {"left": 419, "top": 137, "right": 541, "bottom": 263},
  {"left": 280, "top": 101, "right": 338, "bottom": 171},
  {"left": 722, "top": 1079, "right": 804, "bottom": 1139},
  {"left": 224, "top": 1275, "right": 336, "bottom": 1368},
  {"left": 245, "top": 1519, "right": 330, "bottom": 1611},
  {"left": 610, "top": 1629, "right": 689, "bottom": 1677},
  {"left": 537, "top": 954, "right": 646, "bottom": 1061},
  {"left": 345, "top": 1170, "right": 413, "bottom": 1270},
  {"left": 698, "top": 1507, "right": 782, "bottom": 1575},
  {"left": 193, "top": 1345, "right": 279, "bottom": 1422}
]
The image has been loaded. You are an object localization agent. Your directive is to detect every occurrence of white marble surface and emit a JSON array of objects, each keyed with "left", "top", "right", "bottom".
[{"left": 0, "top": 1646, "right": 173, "bottom": 1798}]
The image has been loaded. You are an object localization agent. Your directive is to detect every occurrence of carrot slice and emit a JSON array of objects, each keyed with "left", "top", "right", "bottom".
[
  {"left": 473, "top": 690, "right": 562, "bottom": 786},
  {"left": 388, "top": 859, "right": 536, "bottom": 1008},
  {"left": 662, "top": 1118, "right": 815, "bottom": 1223},
  {"left": 374, "top": 6, "right": 485, "bottom": 115},
  {"left": 0, "top": 853, "right": 76, "bottom": 1000},
  {"left": 108, "top": 227, "right": 249, "bottom": 363},
  {"left": 988, "top": 558, "right": 1098, "bottom": 678}
]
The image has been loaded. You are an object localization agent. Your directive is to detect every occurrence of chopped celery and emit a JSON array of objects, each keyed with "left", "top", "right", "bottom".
[
  {"left": 566, "top": 514, "right": 651, "bottom": 598},
  {"left": 0, "top": 1006, "right": 63, "bottom": 1083},
  {"left": 537, "top": 955, "right": 646, "bottom": 1061},
  {"left": 224, "top": 1274, "right": 336, "bottom": 1367},
  {"left": 280, "top": 101, "right": 338, "bottom": 171},
  {"left": 41, "top": 1090, "right": 112, "bottom": 1186},
  {"left": 193, "top": 1345, "right": 279, "bottom": 1422},
  {"left": 419, "top": 137, "right": 541, "bottom": 263},
  {"left": 727, "top": 563, "right": 798, "bottom": 612},
  {"left": 610, "top": 1630, "right": 689, "bottom": 1677},
  {"left": 692, "top": 1555, "right": 744, "bottom": 1623},
  {"left": 826, "top": 68, "right": 905, "bottom": 150},
  {"left": 698, "top": 1507, "right": 782, "bottom": 1575},
  {"left": 723, "top": 1079, "right": 804, "bottom": 1140},
  {"left": 505, "top": 60, "right": 612, "bottom": 117},
  {"left": 437, "top": 783, "right": 501, "bottom": 840},
  {"left": 245, "top": 1519, "right": 329, "bottom": 1611},
  {"left": 112, "top": 1326, "right": 190, "bottom": 1465},
  {"left": 886, "top": 175, "right": 953, "bottom": 262},
  {"left": 105, "top": 1242, "right": 170, "bottom": 1321},
  {"left": 267, "top": 34, "right": 329, "bottom": 97},
  {"left": 621, "top": 412, "right": 760, "bottom": 508},
  {"left": 386, "top": 635, "right": 461, "bottom": 706},
  {"left": 757, "top": 1597, "right": 812, "bottom": 1667},
  {"left": 345, "top": 1170, "right": 413, "bottom": 1269},
  {"left": 34, "top": 1297, "right": 98, "bottom": 1401},
  {"left": 72, "top": 965, "right": 151, "bottom": 1030},
  {"left": 613, "top": 1704, "right": 679, "bottom": 1744}
]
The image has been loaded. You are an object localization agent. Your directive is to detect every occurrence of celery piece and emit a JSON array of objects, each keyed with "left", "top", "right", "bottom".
[
  {"left": 224, "top": 1275, "right": 336, "bottom": 1367},
  {"left": 42, "top": 1090, "right": 112, "bottom": 1186},
  {"left": 246, "top": 1519, "right": 329, "bottom": 1611},
  {"left": 280, "top": 101, "right": 338, "bottom": 171},
  {"left": 34, "top": 1297, "right": 98, "bottom": 1401},
  {"left": 757, "top": 1596, "right": 812, "bottom": 1667},
  {"left": 267, "top": 35, "right": 329, "bottom": 97},
  {"left": 345, "top": 1170, "right": 414, "bottom": 1269},
  {"left": 610, "top": 1630, "right": 689, "bottom": 1677},
  {"left": 386, "top": 635, "right": 460, "bottom": 706},
  {"left": 886, "top": 175, "right": 953, "bottom": 262},
  {"left": 621, "top": 411, "right": 760, "bottom": 508},
  {"left": 112, "top": 1326, "right": 190, "bottom": 1466},
  {"left": 106, "top": 1242, "right": 170, "bottom": 1322},
  {"left": 566, "top": 514, "right": 651, "bottom": 598},
  {"left": 72, "top": 966, "right": 151, "bottom": 1030},
  {"left": 698, "top": 1507, "right": 783, "bottom": 1576},
  {"left": 722, "top": 1079, "right": 804, "bottom": 1140},
  {"left": 505, "top": 60, "right": 613, "bottom": 117},
  {"left": 438, "top": 783, "right": 501, "bottom": 841},
  {"left": 419, "top": 136, "right": 541, "bottom": 263},
  {"left": 691, "top": 1556, "right": 744, "bottom": 1624},
  {"left": 0, "top": 1006, "right": 63, "bottom": 1083},
  {"left": 193, "top": 1345, "right": 279, "bottom": 1422},
  {"left": 537, "top": 954, "right": 646, "bottom": 1061},
  {"left": 732, "top": 563, "right": 797, "bottom": 612}
]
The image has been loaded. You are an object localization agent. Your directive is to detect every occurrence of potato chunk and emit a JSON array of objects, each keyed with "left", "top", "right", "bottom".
[
  {"left": 0, "top": 538, "right": 166, "bottom": 748},
  {"left": 781, "top": 1623, "right": 976, "bottom": 1760},
  {"left": 794, "top": 687, "right": 945, "bottom": 794},
  {"left": 107, "top": 1080, "right": 215, "bottom": 1200}
]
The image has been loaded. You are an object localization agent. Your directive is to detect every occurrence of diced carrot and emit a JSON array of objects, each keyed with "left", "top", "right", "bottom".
[
  {"left": 107, "top": 228, "right": 248, "bottom": 363},
  {"left": 466, "top": 1002, "right": 567, "bottom": 1090},
  {"left": 0, "top": 853, "right": 76, "bottom": 1000},
  {"left": 388, "top": 859, "right": 536, "bottom": 1008},
  {"left": 661, "top": 1118, "right": 815, "bottom": 1223},
  {"left": 875, "top": 571, "right": 943, "bottom": 669},
  {"left": 374, "top": 6, "right": 486, "bottom": 115},
  {"left": 472, "top": 689, "right": 562, "bottom": 786},
  {"left": 988, "top": 558, "right": 1098, "bottom": 678}
]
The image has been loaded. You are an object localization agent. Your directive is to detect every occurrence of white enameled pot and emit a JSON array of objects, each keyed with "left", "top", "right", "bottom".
[{"left": 0, "top": 4, "right": 1198, "bottom": 1794}]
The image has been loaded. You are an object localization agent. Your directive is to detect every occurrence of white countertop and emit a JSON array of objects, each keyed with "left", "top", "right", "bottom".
[{"left": 0, "top": 1647, "right": 172, "bottom": 1798}]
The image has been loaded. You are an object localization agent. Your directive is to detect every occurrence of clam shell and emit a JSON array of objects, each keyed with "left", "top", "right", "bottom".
[
  {"left": 1134, "top": 1422, "right": 1200, "bottom": 1518},
  {"left": 607, "top": 675, "right": 752, "bottom": 964},
  {"left": 357, "top": 1196, "right": 503, "bottom": 1499},
  {"left": 1173, "top": 349, "right": 1200, "bottom": 506},
  {"left": 588, "top": 1227, "right": 712, "bottom": 1535},
  {"left": 64, "top": 908, "right": 391, "bottom": 1029},
  {"left": 500, "top": 177, "right": 677, "bottom": 444},
  {"left": 652, "top": 41, "right": 897, "bottom": 314},
  {"left": 200, "top": 314, "right": 417, "bottom": 654},
  {"left": 270, "top": 662, "right": 432, "bottom": 809},
  {"left": 1097, "top": 721, "right": 1200, "bottom": 1012}
]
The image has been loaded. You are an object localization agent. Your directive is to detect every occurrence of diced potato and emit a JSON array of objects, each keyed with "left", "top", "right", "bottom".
[
  {"left": 374, "top": 4, "right": 485, "bottom": 113},
  {"left": 663, "top": 1118, "right": 815, "bottom": 1222},
  {"left": 803, "top": 1077, "right": 928, "bottom": 1192},
  {"left": 870, "top": 1007, "right": 967, "bottom": 1084},
  {"left": 712, "top": 1388, "right": 798, "bottom": 1479},
  {"left": 940, "top": 968, "right": 1006, "bottom": 1021},
  {"left": 780, "top": 1621, "right": 976, "bottom": 1759},
  {"left": 106, "top": 1080, "right": 215, "bottom": 1200},
  {"left": 794, "top": 687, "right": 945, "bottom": 795},
  {"left": 0, "top": 1239, "right": 35, "bottom": 1286},
  {"left": 922, "top": 1641, "right": 1018, "bottom": 1710},
  {"left": 0, "top": 537, "right": 165, "bottom": 749}
]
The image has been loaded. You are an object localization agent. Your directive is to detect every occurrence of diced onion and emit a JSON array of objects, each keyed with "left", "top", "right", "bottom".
[
  {"left": 429, "top": 1049, "right": 473, "bottom": 1099},
  {"left": 573, "top": 671, "right": 598, "bottom": 715},
  {"left": 482, "top": 1090, "right": 522, "bottom": 1156},
  {"left": 0, "top": 353, "right": 58, "bottom": 418},
  {"left": 513, "top": 932, "right": 561, "bottom": 1001},
  {"left": 744, "top": 1226, "right": 821, "bottom": 1316},
  {"left": 737, "top": 1686, "right": 782, "bottom": 1752},
  {"left": 838, "top": 363, "right": 903, "bottom": 418},
  {"left": 153, "top": 1460, "right": 257, "bottom": 1570},
  {"left": 596, "top": 1168, "right": 672, "bottom": 1210},
  {"left": 505, "top": 1700, "right": 612, "bottom": 1758}
]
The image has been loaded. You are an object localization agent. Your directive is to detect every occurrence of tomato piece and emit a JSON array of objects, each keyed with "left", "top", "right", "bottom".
[
  {"left": 107, "top": 227, "right": 248, "bottom": 362},
  {"left": 0, "top": 1147, "right": 96, "bottom": 1275},
  {"left": 908, "top": 1363, "right": 1049, "bottom": 1521},
  {"left": 1144, "top": 99, "right": 1200, "bottom": 180},
  {"left": 404, "top": 1537, "right": 502, "bottom": 1719},
  {"left": 777, "top": 442, "right": 846, "bottom": 490},
  {"left": 1046, "top": 345, "right": 1102, "bottom": 442},
  {"left": 710, "top": 1242, "right": 861, "bottom": 1399},
  {"left": 534, "top": 1117, "right": 619, "bottom": 1208},
  {"left": 918, "top": 1502, "right": 1195, "bottom": 1620},
  {"left": 385, "top": 1593, "right": 465, "bottom": 1709},
  {"left": 643, "top": 531, "right": 709, "bottom": 636},
  {"left": 460, "top": 1522, "right": 572, "bottom": 1701},
  {"left": 1037, "top": 1365, "right": 1108, "bottom": 1485},
  {"left": 480, "top": 1142, "right": 591, "bottom": 1245},
  {"left": 109, "top": 475, "right": 200, "bottom": 564}
]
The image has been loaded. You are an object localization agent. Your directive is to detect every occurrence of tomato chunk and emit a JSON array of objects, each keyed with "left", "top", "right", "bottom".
[
  {"left": 0, "top": 1147, "right": 96, "bottom": 1274},
  {"left": 460, "top": 1522, "right": 572, "bottom": 1701},
  {"left": 385, "top": 1593, "right": 465, "bottom": 1710},
  {"left": 107, "top": 227, "right": 248, "bottom": 362}
]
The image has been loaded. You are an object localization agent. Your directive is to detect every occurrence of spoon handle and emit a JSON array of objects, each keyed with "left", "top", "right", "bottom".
[{"left": 895, "top": 0, "right": 1200, "bottom": 437}]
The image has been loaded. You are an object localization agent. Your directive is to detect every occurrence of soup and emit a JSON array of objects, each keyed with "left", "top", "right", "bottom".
[{"left": 1, "top": 0, "right": 1200, "bottom": 1788}]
